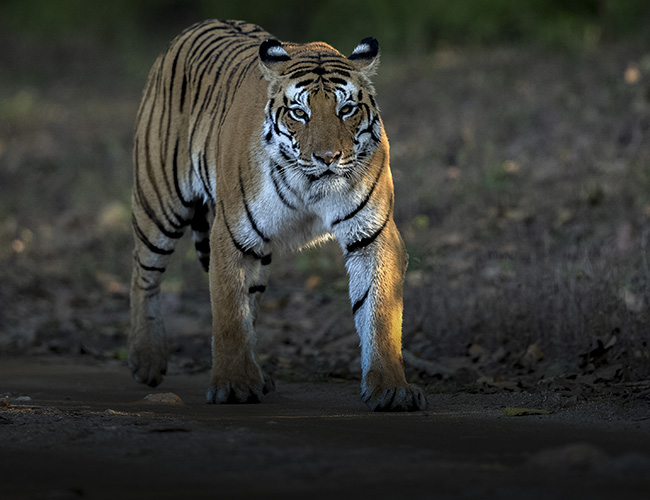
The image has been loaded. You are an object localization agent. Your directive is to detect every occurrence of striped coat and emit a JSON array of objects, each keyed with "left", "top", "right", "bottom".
[{"left": 129, "top": 19, "right": 426, "bottom": 412}]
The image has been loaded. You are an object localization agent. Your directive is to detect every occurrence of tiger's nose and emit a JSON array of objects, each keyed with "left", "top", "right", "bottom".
[{"left": 313, "top": 151, "right": 341, "bottom": 166}]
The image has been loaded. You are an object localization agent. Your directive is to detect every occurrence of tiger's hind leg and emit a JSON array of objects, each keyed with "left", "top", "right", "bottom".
[{"left": 129, "top": 198, "right": 190, "bottom": 387}]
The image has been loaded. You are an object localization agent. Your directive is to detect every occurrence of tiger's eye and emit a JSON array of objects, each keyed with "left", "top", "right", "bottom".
[
  {"left": 339, "top": 104, "right": 354, "bottom": 117},
  {"left": 291, "top": 108, "right": 307, "bottom": 120}
]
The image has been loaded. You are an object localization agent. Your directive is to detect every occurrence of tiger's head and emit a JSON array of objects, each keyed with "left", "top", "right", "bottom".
[{"left": 259, "top": 37, "right": 383, "bottom": 187}]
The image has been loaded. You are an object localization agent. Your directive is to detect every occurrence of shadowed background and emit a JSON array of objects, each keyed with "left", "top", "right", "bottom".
[{"left": 1, "top": 0, "right": 650, "bottom": 397}]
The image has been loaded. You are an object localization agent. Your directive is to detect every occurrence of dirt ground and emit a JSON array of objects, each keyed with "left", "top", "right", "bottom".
[
  {"left": 1, "top": 356, "right": 649, "bottom": 500},
  {"left": 2, "top": 23, "right": 650, "bottom": 500}
]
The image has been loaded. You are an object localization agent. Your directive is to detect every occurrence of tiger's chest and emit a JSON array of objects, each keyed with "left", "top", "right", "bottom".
[{"left": 230, "top": 160, "right": 364, "bottom": 254}]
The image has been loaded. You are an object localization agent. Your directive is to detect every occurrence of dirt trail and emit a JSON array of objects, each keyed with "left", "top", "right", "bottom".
[{"left": 1, "top": 357, "right": 649, "bottom": 499}]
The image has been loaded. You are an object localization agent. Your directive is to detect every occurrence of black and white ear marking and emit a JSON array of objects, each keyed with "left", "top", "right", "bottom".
[
  {"left": 259, "top": 39, "right": 290, "bottom": 64},
  {"left": 349, "top": 37, "right": 379, "bottom": 61}
]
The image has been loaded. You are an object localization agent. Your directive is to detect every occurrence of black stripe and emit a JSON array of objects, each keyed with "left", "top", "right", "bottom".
[
  {"left": 261, "top": 254, "right": 272, "bottom": 266},
  {"left": 270, "top": 168, "right": 298, "bottom": 210},
  {"left": 287, "top": 69, "right": 318, "bottom": 80},
  {"left": 180, "top": 73, "right": 187, "bottom": 112},
  {"left": 204, "top": 45, "right": 258, "bottom": 159},
  {"left": 345, "top": 211, "right": 390, "bottom": 254},
  {"left": 198, "top": 254, "right": 210, "bottom": 272},
  {"left": 196, "top": 35, "right": 236, "bottom": 71},
  {"left": 287, "top": 66, "right": 352, "bottom": 80},
  {"left": 239, "top": 171, "right": 270, "bottom": 243},
  {"left": 271, "top": 115, "right": 294, "bottom": 143},
  {"left": 140, "top": 103, "right": 188, "bottom": 231},
  {"left": 211, "top": 53, "right": 259, "bottom": 148},
  {"left": 248, "top": 285, "right": 267, "bottom": 294},
  {"left": 136, "top": 254, "right": 166, "bottom": 273},
  {"left": 172, "top": 138, "right": 193, "bottom": 208},
  {"left": 352, "top": 288, "right": 370, "bottom": 314},
  {"left": 134, "top": 173, "right": 185, "bottom": 239},
  {"left": 132, "top": 215, "right": 174, "bottom": 256},
  {"left": 166, "top": 43, "right": 183, "bottom": 133},
  {"left": 194, "top": 152, "right": 212, "bottom": 201},
  {"left": 328, "top": 77, "right": 347, "bottom": 86},
  {"left": 187, "top": 26, "right": 228, "bottom": 69},
  {"left": 295, "top": 79, "right": 314, "bottom": 88},
  {"left": 160, "top": 125, "right": 191, "bottom": 219},
  {"left": 219, "top": 201, "right": 271, "bottom": 262},
  {"left": 159, "top": 54, "right": 169, "bottom": 150},
  {"left": 194, "top": 238, "right": 210, "bottom": 253},
  {"left": 221, "top": 201, "right": 249, "bottom": 256},
  {"left": 275, "top": 161, "right": 300, "bottom": 197},
  {"left": 331, "top": 164, "right": 384, "bottom": 226},
  {"left": 356, "top": 114, "right": 381, "bottom": 143},
  {"left": 279, "top": 148, "right": 292, "bottom": 162},
  {"left": 135, "top": 281, "right": 159, "bottom": 292},
  {"left": 190, "top": 39, "right": 239, "bottom": 113},
  {"left": 190, "top": 203, "right": 211, "bottom": 232}
]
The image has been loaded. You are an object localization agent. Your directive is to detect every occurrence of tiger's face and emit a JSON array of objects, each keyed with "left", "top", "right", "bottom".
[{"left": 259, "top": 39, "right": 382, "bottom": 187}]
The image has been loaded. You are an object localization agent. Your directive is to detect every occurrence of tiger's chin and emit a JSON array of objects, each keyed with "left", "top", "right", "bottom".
[{"left": 306, "top": 174, "right": 351, "bottom": 199}]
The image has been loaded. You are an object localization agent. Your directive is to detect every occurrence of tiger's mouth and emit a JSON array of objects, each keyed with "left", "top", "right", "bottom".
[
  {"left": 299, "top": 154, "right": 355, "bottom": 182},
  {"left": 305, "top": 168, "right": 338, "bottom": 182}
]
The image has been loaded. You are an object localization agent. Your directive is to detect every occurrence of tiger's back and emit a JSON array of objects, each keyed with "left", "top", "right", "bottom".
[
  {"left": 133, "top": 20, "right": 271, "bottom": 270},
  {"left": 129, "top": 19, "right": 427, "bottom": 412}
]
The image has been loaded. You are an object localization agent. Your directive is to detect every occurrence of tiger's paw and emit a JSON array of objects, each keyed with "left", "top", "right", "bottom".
[
  {"left": 128, "top": 347, "right": 168, "bottom": 388},
  {"left": 361, "top": 384, "right": 428, "bottom": 412},
  {"left": 206, "top": 382, "right": 265, "bottom": 404}
]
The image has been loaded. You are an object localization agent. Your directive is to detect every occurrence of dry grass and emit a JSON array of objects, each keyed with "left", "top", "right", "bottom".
[{"left": 381, "top": 45, "right": 650, "bottom": 382}]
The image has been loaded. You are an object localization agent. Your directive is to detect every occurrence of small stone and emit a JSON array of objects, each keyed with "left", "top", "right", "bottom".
[{"left": 144, "top": 392, "right": 184, "bottom": 405}]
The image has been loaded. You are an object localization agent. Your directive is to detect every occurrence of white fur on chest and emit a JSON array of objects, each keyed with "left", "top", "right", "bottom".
[{"left": 235, "top": 159, "right": 371, "bottom": 255}]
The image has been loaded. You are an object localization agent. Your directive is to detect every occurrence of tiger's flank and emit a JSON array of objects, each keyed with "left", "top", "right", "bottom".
[{"left": 129, "top": 19, "right": 427, "bottom": 412}]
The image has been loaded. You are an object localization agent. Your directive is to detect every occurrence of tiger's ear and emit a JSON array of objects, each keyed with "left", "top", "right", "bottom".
[
  {"left": 259, "top": 39, "right": 291, "bottom": 80},
  {"left": 348, "top": 37, "right": 380, "bottom": 76}
]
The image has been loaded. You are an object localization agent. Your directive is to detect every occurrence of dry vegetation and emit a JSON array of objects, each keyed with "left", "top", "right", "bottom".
[{"left": 1, "top": 33, "right": 649, "bottom": 401}]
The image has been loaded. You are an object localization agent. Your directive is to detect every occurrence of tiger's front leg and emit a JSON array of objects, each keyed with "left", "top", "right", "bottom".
[
  {"left": 345, "top": 218, "right": 428, "bottom": 412},
  {"left": 205, "top": 209, "right": 271, "bottom": 404}
]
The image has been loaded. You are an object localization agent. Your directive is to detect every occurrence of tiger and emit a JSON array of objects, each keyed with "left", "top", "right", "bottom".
[{"left": 129, "top": 19, "right": 427, "bottom": 412}]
